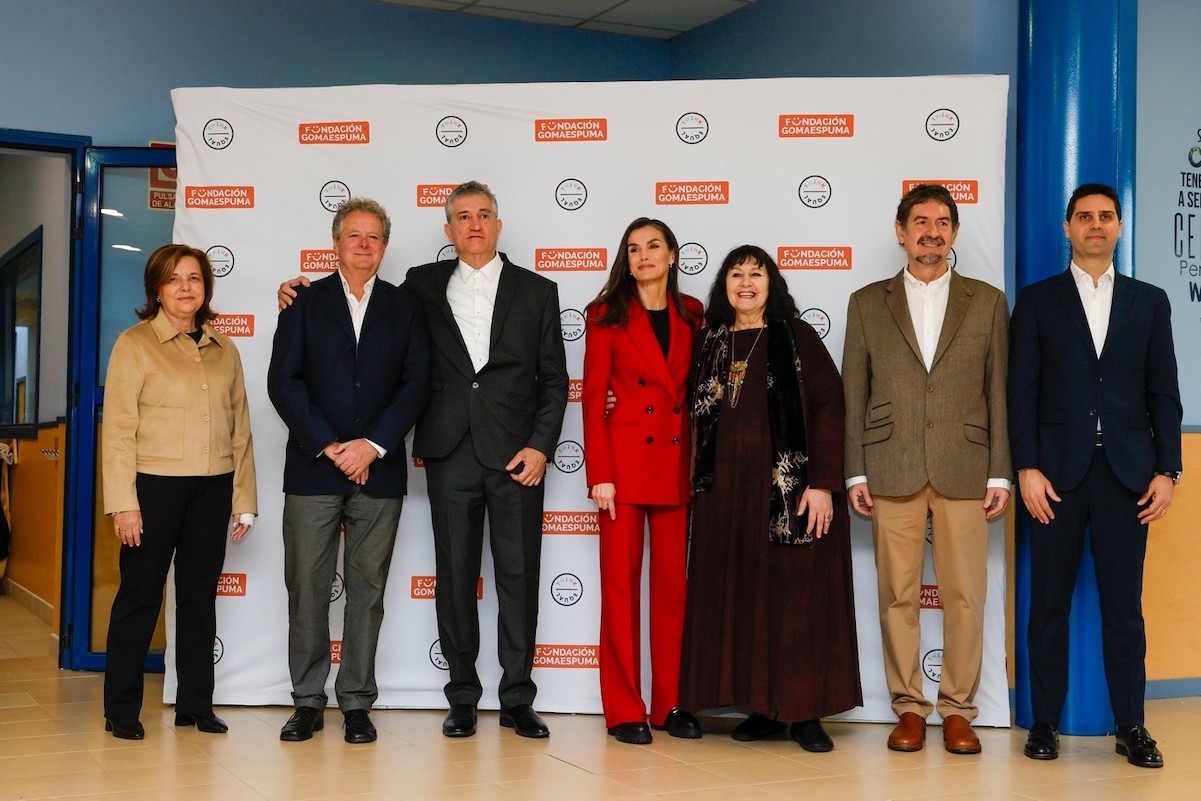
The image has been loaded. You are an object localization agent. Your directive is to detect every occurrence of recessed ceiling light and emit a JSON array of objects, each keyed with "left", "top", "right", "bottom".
[
  {"left": 111, "top": 244, "right": 141, "bottom": 252},
  {"left": 101, "top": 208, "right": 124, "bottom": 217}
]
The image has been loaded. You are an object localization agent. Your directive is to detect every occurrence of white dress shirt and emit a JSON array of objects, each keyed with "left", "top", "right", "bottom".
[
  {"left": 337, "top": 270, "right": 385, "bottom": 457},
  {"left": 1070, "top": 261, "right": 1114, "bottom": 433},
  {"left": 447, "top": 254, "right": 503, "bottom": 373}
]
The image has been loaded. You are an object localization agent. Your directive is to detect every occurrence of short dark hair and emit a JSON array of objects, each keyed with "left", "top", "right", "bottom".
[
  {"left": 704, "top": 245, "right": 801, "bottom": 328},
  {"left": 332, "top": 197, "right": 391, "bottom": 242},
  {"left": 1066, "top": 183, "right": 1122, "bottom": 221},
  {"left": 136, "top": 244, "right": 217, "bottom": 325},
  {"left": 896, "top": 184, "right": 959, "bottom": 230},
  {"left": 444, "top": 180, "right": 498, "bottom": 222}
]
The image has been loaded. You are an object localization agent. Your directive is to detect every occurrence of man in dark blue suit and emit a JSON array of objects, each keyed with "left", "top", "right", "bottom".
[
  {"left": 1009, "top": 183, "right": 1182, "bottom": 768},
  {"left": 268, "top": 198, "right": 430, "bottom": 744}
]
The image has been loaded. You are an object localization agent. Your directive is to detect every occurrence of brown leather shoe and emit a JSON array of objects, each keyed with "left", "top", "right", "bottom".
[
  {"left": 942, "top": 714, "right": 981, "bottom": 754},
  {"left": 887, "top": 712, "right": 926, "bottom": 752}
]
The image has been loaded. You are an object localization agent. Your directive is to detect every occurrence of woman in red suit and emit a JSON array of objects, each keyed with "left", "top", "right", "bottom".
[{"left": 582, "top": 218, "right": 704, "bottom": 745}]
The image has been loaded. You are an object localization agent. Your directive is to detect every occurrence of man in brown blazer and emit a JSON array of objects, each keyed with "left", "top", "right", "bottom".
[{"left": 842, "top": 184, "right": 1011, "bottom": 755}]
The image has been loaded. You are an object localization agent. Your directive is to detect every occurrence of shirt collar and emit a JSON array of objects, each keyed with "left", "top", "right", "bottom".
[
  {"left": 150, "top": 309, "right": 218, "bottom": 346},
  {"left": 455, "top": 253, "right": 503, "bottom": 284},
  {"left": 339, "top": 270, "right": 377, "bottom": 300},
  {"left": 1070, "top": 261, "right": 1115, "bottom": 288},
  {"left": 902, "top": 265, "right": 953, "bottom": 291}
]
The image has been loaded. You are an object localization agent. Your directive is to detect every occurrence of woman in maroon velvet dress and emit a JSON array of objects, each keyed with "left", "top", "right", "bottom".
[{"left": 679, "top": 245, "right": 861, "bottom": 752}]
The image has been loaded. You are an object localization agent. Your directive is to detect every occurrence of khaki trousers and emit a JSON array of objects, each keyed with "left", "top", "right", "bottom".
[{"left": 872, "top": 484, "right": 988, "bottom": 720}]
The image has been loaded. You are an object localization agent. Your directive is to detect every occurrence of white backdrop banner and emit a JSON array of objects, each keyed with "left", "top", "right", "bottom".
[{"left": 167, "top": 75, "right": 1010, "bottom": 726}]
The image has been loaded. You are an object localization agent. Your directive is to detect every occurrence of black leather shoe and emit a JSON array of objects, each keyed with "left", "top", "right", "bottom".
[
  {"left": 731, "top": 712, "right": 787, "bottom": 742},
  {"left": 443, "top": 703, "right": 477, "bottom": 737},
  {"left": 175, "top": 711, "right": 229, "bottom": 733},
  {"left": 607, "top": 721, "right": 652, "bottom": 744},
  {"left": 499, "top": 704, "right": 549, "bottom": 738},
  {"left": 790, "top": 719, "right": 834, "bottom": 752},
  {"left": 343, "top": 709, "right": 377, "bottom": 744},
  {"left": 105, "top": 718, "right": 145, "bottom": 740},
  {"left": 652, "top": 708, "right": 702, "bottom": 739},
  {"left": 1023, "top": 720, "right": 1059, "bottom": 760},
  {"left": 280, "top": 706, "right": 324, "bottom": 742},
  {"left": 1116, "top": 724, "right": 1164, "bottom": 768}
]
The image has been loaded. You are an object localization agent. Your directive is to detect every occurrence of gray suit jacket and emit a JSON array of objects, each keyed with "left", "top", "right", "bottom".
[{"left": 842, "top": 269, "right": 1011, "bottom": 499}]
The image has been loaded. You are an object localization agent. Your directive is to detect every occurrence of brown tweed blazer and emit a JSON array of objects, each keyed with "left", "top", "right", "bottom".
[{"left": 842, "top": 269, "right": 1011, "bottom": 499}]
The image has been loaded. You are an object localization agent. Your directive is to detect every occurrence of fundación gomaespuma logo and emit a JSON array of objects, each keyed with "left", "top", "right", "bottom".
[
  {"left": 535, "top": 118, "right": 608, "bottom": 142},
  {"left": 778, "top": 114, "right": 854, "bottom": 138},
  {"left": 298, "top": 121, "right": 370, "bottom": 144}
]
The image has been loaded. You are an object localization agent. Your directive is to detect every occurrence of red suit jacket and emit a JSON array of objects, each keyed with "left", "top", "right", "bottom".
[{"left": 582, "top": 296, "right": 704, "bottom": 506}]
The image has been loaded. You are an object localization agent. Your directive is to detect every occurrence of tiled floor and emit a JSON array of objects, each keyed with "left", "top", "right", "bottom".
[{"left": 2, "top": 594, "right": 1197, "bottom": 800}]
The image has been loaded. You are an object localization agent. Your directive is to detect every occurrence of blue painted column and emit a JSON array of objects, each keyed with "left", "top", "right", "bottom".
[{"left": 1015, "top": 0, "right": 1137, "bottom": 735}]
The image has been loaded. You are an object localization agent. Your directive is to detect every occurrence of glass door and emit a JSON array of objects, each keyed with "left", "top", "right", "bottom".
[{"left": 62, "top": 147, "right": 177, "bottom": 670}]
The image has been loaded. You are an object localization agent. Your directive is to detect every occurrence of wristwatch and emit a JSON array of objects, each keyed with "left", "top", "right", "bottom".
[{"left": 1155, "top": 471, "right": 1182, "bottom": 485}]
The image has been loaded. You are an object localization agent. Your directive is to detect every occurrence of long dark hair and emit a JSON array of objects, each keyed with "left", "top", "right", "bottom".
[
  {"left": 587, "top": 217, "right": 698, "bottom": 328},
  {"left": 704, "top": 245, "right": 800, "bottom": 328},
  {"left": 136, "top": 244, "right": 217, "bottom": 325}
]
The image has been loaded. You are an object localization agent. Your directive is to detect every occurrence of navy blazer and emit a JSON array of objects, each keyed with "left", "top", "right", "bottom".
[
  {"left": 267, "top": 272, "right": 431, "bottom": 498},
  {"left": 1008, "top": 269, "right": 1182, "bottom": 494},
  {"left": 402, "top": 254, "right": 568, "bottom": 470}
]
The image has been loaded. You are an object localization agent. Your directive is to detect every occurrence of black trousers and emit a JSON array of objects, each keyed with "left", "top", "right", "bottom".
[
  {"left": 104, "top": 472, "right": 232, "bottom": 720},
  {"left": 425, "top": 432, "right": 545, "bottom": 708},
  {"left": 1027, "top": 445, "right": 1149, "bottom": 728}
]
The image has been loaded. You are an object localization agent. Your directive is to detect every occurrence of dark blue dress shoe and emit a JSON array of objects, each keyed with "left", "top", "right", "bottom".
[
  {"left": 175, "top": 711, "right": 228, "bottom": 733},
  {"left": 731, "top": 712, "right": 787, "bottom": 742},
  {"left": 343, "top": 709, "right": 377, "bottom": 743},
  {"left": 1116, "top": 724, "right": 1163, "bottom": 768},
  {"left": 652, "top": 708, "right": 702, "bottom": 739},
  {"left": 280, "top": 706, "right": 324, "bottom": 741},
  {"left": 499, "top": 704, "right": 549, "bottom": 738},
  {"left": 607, "top": 721, "right": 652, "bottom": 744},
  {"left": 442, "top": 703, "right": 477, "bottom": 737},
  {"left": 791, "top": 719, "right": 834, "bottom": 752},
  {"left": 105, "top": 718, "right": 145, "bottom": 740},
  {"left": 1023, "top": 720, "right": 1059, "bottom": 760}
]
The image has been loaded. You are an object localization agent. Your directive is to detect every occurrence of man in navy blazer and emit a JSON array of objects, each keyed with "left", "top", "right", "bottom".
[
  {"left": 1009, "top": 183, "right": 1182, "bottom": 768},
  {"left": 268, "top": 198, "right": 430, "bottom": 744},
  {"left": 403, "top": 181, "right": 568, "bottom": 739}
]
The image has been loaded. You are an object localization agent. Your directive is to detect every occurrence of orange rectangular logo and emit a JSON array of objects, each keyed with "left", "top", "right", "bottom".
[
  {"left": 919, "top": 584, "right": 942, "bottom": 610},
  {"left": 184, "top": 186, "right": 254, "bottom": 209},
  {"left": 210, "top": 314, "right": 254, "bottom": 337},
  {"left": 542, "top": 511, "right": 599, "bottom": 535},
  {"left": 301, "top": 249, "right": 339, "bottom": 272},
  {"left": 778, "top": 114, "right": 854, "bottom": 137},
  {"left": 534, "top": 118, "right": 608, "bottom": 141},
  {"left": 412, "top": 456, "right": 425, "bottom": 468},
  {"left": 656, "top": 181, "right": 729, "bottom": 205},
  {"left": 330, "top": 640, "right": 342, "bottom": 664},
  {"left": 216, "top": 573, "right": 246, "bottom": 596},
  {"left": 534, "top": 644, "right": 599, "bottom": 668},
  {"left": 777, "top": 246, "right": 852, "bottom": 270},
  {"left": 298, "top": 121, "right": 370, "bottom": 144},
  {"left": 417, "top": 184, "right": 457, "bottom": 208},
  {"left": 535, "top": 249, "right": 607, "bottom": 272},
  {"left": 902, "top": 180, "right": 979, "bottom": 204},
  {"left": 568, "top": 378, "right": 582, "bottom": 402},
  {"left": 410, "top": 575, "right": 482, "bottom": 600}
]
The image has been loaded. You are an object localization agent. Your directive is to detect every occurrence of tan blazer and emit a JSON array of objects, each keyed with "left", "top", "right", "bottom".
[{"left": 842, "top": 269, "right": 1011, "bottom": 499}]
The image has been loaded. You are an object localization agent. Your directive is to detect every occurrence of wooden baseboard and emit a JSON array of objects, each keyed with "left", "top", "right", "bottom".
[{"left": 0, "top": 577, "right": 54, "bottom": 626}]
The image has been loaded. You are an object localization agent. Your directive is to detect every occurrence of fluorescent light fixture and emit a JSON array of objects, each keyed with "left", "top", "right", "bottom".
[
  {"left": 101, "top": 208, "right": 124, "bottom": 217},
  {"left": 111, "top": 244, "right": 142, "bottom": 252}
]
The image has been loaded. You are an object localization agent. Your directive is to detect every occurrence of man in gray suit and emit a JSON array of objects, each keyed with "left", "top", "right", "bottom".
[
  {"left": 842, "top": 184, "right": 1011, "bottom": 755},
  {"left": 403, "top": 181, "right": 568, "bottom": 739}
]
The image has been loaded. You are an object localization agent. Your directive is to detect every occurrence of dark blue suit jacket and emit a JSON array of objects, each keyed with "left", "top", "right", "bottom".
[
  {"left": 1008, "top": 269, "right": 1182, "bottom": 494},
  {"left": 268, "top": 272, "right": 431, "bottom": 498}
]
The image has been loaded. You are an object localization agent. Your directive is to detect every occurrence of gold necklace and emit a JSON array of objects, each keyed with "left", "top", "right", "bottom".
[{"left": 726, "top": 324, "right": 765, "bottom": 408}]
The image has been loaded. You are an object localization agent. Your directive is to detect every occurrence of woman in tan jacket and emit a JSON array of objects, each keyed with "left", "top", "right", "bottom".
[{"left": 102, "top": 244, "right": 257, "bottom": 740}]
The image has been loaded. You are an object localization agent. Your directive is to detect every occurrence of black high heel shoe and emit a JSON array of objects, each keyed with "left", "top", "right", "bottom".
[
  {"left": 174, "top": 711, "right": 229, "bottom": 733},
  {"left": 105, "top": 717, "right": 145, "bottom": 740}
]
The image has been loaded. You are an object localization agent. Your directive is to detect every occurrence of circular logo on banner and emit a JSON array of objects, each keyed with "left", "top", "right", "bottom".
[
  {"left": 437, "top": 244, "right": 457, "bottom": 262},
  {"left": 551, "top": 573, "right": 583, "bottom": 606},
  {"left": 926, "top": 108, "right": 960, "bottom": 141},
  {"left": 800, "top": 308, "right": 831, "bottom": 339},
  {"left": 320, "top": 181, "right": 351, "bottom": 212},
  {"left": 555, "top": 179, "right": 587, "bottom": 211},
  {"left": 560, "top": 308, "right": 585, "bottom": 341},
  {"left": 947, "top": 247, "right": 958, "bottom": 270},
  {"left": 203, "top": 119, "right": 234, "bottom": 150},
  {"left": 1189, "top": 146, "right": 1201, "bottom": 169},
  {"left": 554, "top": 440, "right": 584, "bottom": 473},
  {"left": 676, "top": 112, "right": 709, "bottom": 144},
  {"left": 677, "top": 242, "right": 708, "bottom": 275},
  {"left": 206, "top": 245, "right": 234, "bottom": 278},
  {"left": 922, "top": 648, "right": 943, "bottom": 682},
  {"left": 798, "top": 176, "right": 832, "bottom": 208},
  {"left": 213, "top": 636, "right": 224, "bottom": 664},
  {"left": 436, "top": 116, "right": 467, "bottom": 147},
  {"left": 330, "top": 571, "right": 345, "bottom": 602},
  {"left": 429, "top": 640, "right": 449, "bottom": 670}
]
